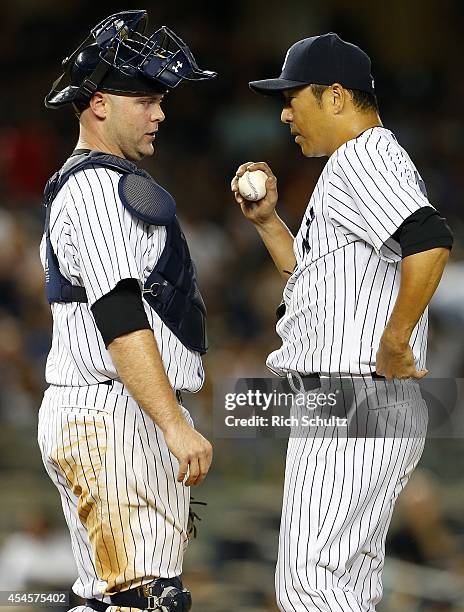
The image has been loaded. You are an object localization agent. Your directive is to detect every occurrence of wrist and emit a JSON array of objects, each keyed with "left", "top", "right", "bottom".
[
  {"left": 380, "top": 325, "right": 412, "bottom": 350},
  {"left": 159, "top": 406, "right": 188, "bottom": 434},
  {"left": 253, "top": 211, "right": 283, "bottom": 233}
]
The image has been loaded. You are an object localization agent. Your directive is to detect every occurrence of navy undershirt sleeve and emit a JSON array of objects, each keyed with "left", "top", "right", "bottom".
[
  {"left": 91, "top": 278, "right": 152, "bottom": 348},
  {"left": 392, "top": 207, "right": 454, "bottom": 258}
]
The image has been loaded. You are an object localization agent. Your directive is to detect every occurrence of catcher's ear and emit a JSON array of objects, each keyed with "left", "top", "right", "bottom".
[{"left": 89, "top": 92, "right": 107, "bottom": 119}]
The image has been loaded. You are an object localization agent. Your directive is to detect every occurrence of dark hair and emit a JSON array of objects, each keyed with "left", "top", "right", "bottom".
[{"left": 310, "top": 83, "right": 379, "bottom": 113}]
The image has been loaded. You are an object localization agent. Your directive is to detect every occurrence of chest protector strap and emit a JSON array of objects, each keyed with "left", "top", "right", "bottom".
[{"left": 43, "top": 151, "right": 207, "bottom": 354}]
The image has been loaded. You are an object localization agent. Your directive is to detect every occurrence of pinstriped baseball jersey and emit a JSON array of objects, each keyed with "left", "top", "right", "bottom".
[
  {"left": 39, "top": 165, "right": 204, "bottom": 391},
  {"left": 267, "top": 127, "right": 431, "bottom": 376}
]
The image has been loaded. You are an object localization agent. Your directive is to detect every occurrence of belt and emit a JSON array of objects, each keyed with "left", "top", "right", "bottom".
[
  {"left": 286, "top": 372, "right": 385, "bottom": 393},
  {"left": 293, "top": 373, "right": 321, "bottom": 392},
  {"left": 86, "top": 594, "right": 156, "bottom": 612},
  {"left": 86, "top": 599, "right": 107, "bottom": 612},
  {"left": 99, "top": 380, "right": 183, "bottom": 404},
  {"left": 86, "top": 576, "right": 184, "bottom": 611}
]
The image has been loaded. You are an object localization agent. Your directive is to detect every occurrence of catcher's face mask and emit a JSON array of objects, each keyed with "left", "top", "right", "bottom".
[{"left": 45, "top": 10, "right": 217, "bottom": 108}]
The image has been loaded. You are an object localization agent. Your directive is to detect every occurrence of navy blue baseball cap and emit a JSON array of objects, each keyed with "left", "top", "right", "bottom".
[{"left": 249, "top": 33, "right": 375, "bottom": 95}]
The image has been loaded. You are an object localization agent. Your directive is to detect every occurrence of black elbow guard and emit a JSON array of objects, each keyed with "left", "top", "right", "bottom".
[
  {"left": 393, "top": 207, "right": 454, "bottom": 258},
  {"left": 91, "top": 279, "right": 152, "bottom": 348}
]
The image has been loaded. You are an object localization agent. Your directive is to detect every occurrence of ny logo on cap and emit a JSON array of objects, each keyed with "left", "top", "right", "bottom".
[{"left": 172, "top": 61, "right": 183, "bottom": 73}]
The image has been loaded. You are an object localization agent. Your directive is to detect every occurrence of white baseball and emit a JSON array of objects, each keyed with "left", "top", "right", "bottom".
[{"left": 238, "top": 169, "right": 268, "bottom": 201}]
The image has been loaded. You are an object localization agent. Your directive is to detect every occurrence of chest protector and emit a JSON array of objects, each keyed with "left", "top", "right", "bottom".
[{"left": 43, "top": 151, "right": 207, "bottom": 355}]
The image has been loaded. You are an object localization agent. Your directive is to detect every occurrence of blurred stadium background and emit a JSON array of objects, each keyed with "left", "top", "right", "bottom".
[{"left": 0, "top": 0, "right": 463, "bottom": 610}]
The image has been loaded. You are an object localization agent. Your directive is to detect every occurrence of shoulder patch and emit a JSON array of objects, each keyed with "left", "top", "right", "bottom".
[{"left": 118, "top": 173, "right": 176, "bottom": 226}]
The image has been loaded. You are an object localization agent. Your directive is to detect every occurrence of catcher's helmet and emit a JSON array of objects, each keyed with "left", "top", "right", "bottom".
[{"left": 45, "top": 10, "right": 217, "bottom": 109}]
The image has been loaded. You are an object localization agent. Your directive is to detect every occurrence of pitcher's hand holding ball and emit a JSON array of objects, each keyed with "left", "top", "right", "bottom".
[{"left": 231, "top": 162, "right": 278, "bottom": 225}]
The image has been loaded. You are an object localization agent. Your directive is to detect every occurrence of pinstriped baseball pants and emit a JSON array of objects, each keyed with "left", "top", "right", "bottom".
[
  {"left": 275, "top": 378, "right": 428, "bottom": 612},
  {"left": 38, "top": 383, "right": 192, "bottom": 603}
]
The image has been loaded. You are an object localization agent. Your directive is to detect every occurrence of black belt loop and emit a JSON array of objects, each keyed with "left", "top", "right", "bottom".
[
  {"left": 176, "top": 389, "right": 183, "bottom": 404},
  {"left": 285, "top": 372, "right": 321, "bottom": 393},
  {"left": 300, "top": 373, "right": 321, "bottom": 391}
]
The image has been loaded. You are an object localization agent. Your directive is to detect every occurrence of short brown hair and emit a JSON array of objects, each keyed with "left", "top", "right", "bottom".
[{"left": 310, "top": 84, "right": 379, "bottom": 113}]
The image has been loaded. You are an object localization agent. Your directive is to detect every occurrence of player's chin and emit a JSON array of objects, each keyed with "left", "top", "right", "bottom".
[
  {"left": 134, "top": 142, "right": 155, "bottom": 160},
  {"left": 300, "top": 144, "right": 313, "bottom": 158},
  {"left": 297, "top": 138, "right": 313, "bottom": 158},
  {"left": 301, "top": 142, "right": 323, "bottom": 158}
]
